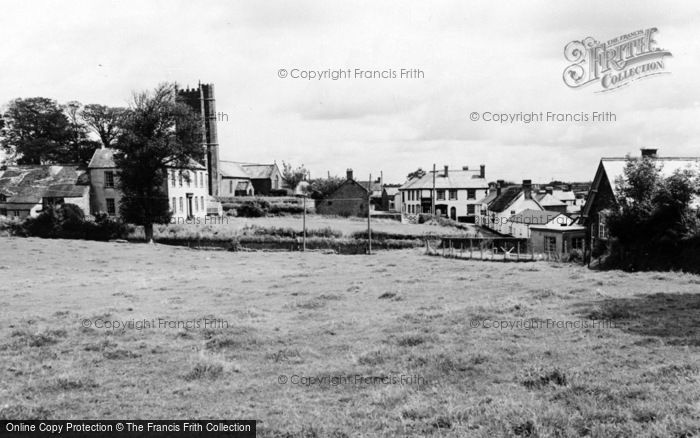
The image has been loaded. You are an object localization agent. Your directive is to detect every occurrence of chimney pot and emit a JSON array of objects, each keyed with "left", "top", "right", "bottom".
[
  {"left": 546, "top": 186, "right": 553, "bottom": 195},
  {"left": 641, "top": 148, "right": 658, "bottom": 158},
  {"left": 444, "top": 165, "right": 449, "bottom": 177},
  {"left": 346, "top": 168, "right": 353, "bottom": 180},
  {"left": 480, "top": 164, "right": 485, "bottom": 179}
]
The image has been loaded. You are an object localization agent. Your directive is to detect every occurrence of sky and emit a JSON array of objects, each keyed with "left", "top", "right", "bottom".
[{"left": 1, "top": 0, "right": 699, "bottom": 184}]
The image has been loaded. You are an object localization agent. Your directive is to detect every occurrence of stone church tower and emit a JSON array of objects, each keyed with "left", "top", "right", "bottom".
[{"left": 177, "top": 82, "right": 220, "bottom": 196}]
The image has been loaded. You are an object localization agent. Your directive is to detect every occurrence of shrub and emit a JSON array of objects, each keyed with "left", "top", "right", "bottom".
[{"left": 15, "top": 206, "right": 126, "bottom": 241}]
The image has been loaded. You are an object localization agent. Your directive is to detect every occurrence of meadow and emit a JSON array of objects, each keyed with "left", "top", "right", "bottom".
[{"left": 0, "top": 237, "right": 699, "bottom": 437}]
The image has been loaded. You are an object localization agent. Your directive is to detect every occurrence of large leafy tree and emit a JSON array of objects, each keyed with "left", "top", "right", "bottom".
[
  {"left": 282, "top": 161, "right": 308, "bottom": 190},
  {"left": 81, "top": 103, "right": 126, "bottom": 148},
  {"left": 608, "top": 156, "right": 700, "bottom": 268},
  {"left": 0, "top": 97, "right": 99, "bottom": 165},
  {"left": 115, "top": 83, "right": 203, "bottom": 242}
]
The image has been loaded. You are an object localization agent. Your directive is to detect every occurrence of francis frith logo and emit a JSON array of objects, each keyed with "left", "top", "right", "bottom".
[{"left": 563, "top": 28, "right": 672, "bottom": 92}]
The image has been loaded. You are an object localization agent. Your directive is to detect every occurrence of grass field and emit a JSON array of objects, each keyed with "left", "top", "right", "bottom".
[{"left": 1, "top": 237, "right": 699, "bottom": 437}]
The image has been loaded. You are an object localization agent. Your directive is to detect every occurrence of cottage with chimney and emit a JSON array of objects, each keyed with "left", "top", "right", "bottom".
[
  {"left": 399, "top": 165, "right": 488, "bottom": 223},
  {"left": 316, "top": 169, "right": 372, "bottom": 217},
  {"left": 479, "top": 179, "right": 544, "bottom": 234}
]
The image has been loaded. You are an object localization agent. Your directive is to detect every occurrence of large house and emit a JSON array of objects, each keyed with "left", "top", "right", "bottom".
[
  {"left": 581, "top": 148, "right": 700, "bottom": 261},
  {"left": 399, "top": 165, "right": 489, "bottom": 222},
  {"left": 88, "top": 148, "right": 210, "bottom": 220},
  {"left": 0, "top": 165, "right": 90, "bottom": 219}
]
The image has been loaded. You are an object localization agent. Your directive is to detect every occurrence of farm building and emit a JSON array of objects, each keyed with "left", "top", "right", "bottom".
[
  {"left": 0, "top": 165, "right": 90, "bottom": 219},
  {"left": 316, "top": 169, "right": 370, "bottom": 217}
]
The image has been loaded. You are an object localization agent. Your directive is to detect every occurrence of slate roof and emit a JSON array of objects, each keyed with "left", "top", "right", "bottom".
[
  {"left": 400, "top": 169, "right": 488, "bottom": 190},
  {"left": 88, "top": 148, "right": 205, "bottom": 170},
  {"left": 241, "top": 164, "right": 277, "bottom": 179},
  {"left": 384, "top": 187, "right": 400, "bottom": 196},
  {"left": 536, "top": 193, "right": 567, "bottom": 207},
  {"left": 508, "top": 209, "right": 566, "bottom": 225},
  {"left": 0, "top": 165, "right": 88, "bottom": 205},
  {"left": 219, "top": 161, "right": 251, "bottom": 179},
  {"left": 488, "top": 186, "right": 524, "bottom": 213}
]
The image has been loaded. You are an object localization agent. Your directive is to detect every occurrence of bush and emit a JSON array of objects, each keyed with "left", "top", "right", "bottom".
[{"left": 16, "top": 206, "right": 126, "bottom": 241}]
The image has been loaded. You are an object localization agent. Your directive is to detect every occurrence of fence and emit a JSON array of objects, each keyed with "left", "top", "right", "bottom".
[{"left": 425, "top": 237, "right": 571, "bottom": 262}]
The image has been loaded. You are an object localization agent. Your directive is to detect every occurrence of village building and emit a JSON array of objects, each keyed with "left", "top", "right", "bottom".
[
  {"left": 88, "top": 148, "right": 210, "bottom": 220},
  {"left": 0, "top": 165, "right": 90, "bottom": 219},
  {"left": 506, "top": 209, "right": 573, "bottom": 238},
  {"left": 529, "top": 220, "right": 586, "bottom": 256},
  {"left": 479, "top": 180, "right": 544, "bottom": 234},
  {"left": 581, "top": 148, "right": 700, "bottom": 261},
  {"left": 316, "top": 169, "right": 371, "bottom": 217},
  {"left": 384, "top": 185, "right": 401, "bottom": 212},
  {"left": 218, "top": 161, "right": 255, "bottom": 197},
  {"left": 399, "top": 165, "right": 489, "bottom": 222},
  {"left": 238, "top": 163, "right": 284, "bottom": 195}
]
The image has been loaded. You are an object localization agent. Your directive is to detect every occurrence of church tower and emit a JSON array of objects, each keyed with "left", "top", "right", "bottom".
[{"left": 177, "top": 82, "right": 220, "bottom": 197}]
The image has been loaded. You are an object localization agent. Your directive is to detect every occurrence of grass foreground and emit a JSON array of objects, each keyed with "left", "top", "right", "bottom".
[{"left": 1, "top": 237, "right": 699, "bottom": 437}]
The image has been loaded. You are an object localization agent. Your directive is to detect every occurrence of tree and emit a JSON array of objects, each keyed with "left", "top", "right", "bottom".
[
  {"left": 0, "top": 97, "right": 98, "bottom": 165},
  {"left": 115, "top": 83, "right": 204, "bottom": 242},
  {"left": 282, "top": 161, "right": 308, "bottom": 190},
  {"left": 63, "top": 101, "right": 101, "bottom": 165},
  {"left": 308, "top": 176, "right": 344, "bottom": 199},
  {"left": 81, "top": 104, "right": 126, "bottom": 148},
  {"left": 1, "top": 97, "right": 73, "bottom": 164}
]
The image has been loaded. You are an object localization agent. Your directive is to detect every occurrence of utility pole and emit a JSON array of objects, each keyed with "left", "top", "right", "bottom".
[
  {"left": 367, "top": 173, "right": 372, "bottom": 255},
  {"left": 302, "top": 194, "right": 307, "bottom": 252},
  {"left": 431, "top": 163, "right": 436, "bottom": 216}
]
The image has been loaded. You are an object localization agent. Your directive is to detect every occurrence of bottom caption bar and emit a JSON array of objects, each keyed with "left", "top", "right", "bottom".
[{"left": 1, "top": 421, "right": 256, "bottom": 437}]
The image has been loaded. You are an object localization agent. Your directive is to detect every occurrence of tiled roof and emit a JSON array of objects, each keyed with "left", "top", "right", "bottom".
[{"left": 400, "top": 169, "right": 488, "bottom": 190}]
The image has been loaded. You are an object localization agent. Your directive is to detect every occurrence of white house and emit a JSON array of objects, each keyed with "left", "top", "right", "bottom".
[
  {"left": 399, "top": 165, "right": 489, "bottom": 223},
  {"left": 479, "top": 180, "right": 544, "bottom": 234},
  {"left": 507, "top": 209, "right": 573, "bottom": 238}
]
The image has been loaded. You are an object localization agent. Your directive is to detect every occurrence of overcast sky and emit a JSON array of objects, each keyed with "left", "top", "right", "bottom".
[{"left": 1, "top": 0, "right": 699, "bottom": 183}]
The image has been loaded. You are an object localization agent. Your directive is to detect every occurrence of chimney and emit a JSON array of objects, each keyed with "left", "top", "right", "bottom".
[
  {"left": 462, "top": 166, "right": 469, "bottom": 171},
  {"left": 496, "top": 181, "right": 503, "bottom": 196},
  {"left": 488, "top": 182, "right": 496, "bottom": 194},
  {"left": 522, "top": 179, "right": 532, "bottom": 199},
  {"left": 545, "top": 186, "right": 553, "bottom": 195},
  {"left": 346, "top": 168, "right": 353, "bottom": 181},
  {"left": 444, "top": 165, "right": 449, "bottom": 177},
  {"left": 641, "top": 148, "right": 658, "bottom": 158},
  {"left": 480, "top": 164, "right": 485, "bottom": 179}
]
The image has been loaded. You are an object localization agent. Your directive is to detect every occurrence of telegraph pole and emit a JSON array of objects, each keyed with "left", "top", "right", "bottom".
[
  {"left": 431, "top": 163, "right": 436, "bottom": 215},
  {"left": 367, "top": 173, "right": 372, "bottom": 255},
  {"left": 302, "top": 194, "right": 307, "bottom": 252}
]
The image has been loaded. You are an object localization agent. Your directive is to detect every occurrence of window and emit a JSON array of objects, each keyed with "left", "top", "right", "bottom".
[
  {"left": 178, "top": 172, "right": 183, "bottom": 187},
  {"left": 171, "top": 171, "right": 176, "bottom": 187},
  {"left": 467, "top": 204, "right": 476, "bottom": 215},
  {"left": 104, "top": 171, "right": 115, "bottom": 188},
  {"left": 437, "top": 190, "right": 445, "bottom": 200},
  {"left": 230, "top": 180, "right": 234, "bottom": 193},
  {"left": 201, "top": 196, "right": 205, "bottom": 212},
  {"left": 200, "top": 172, "right": 204, "bottom": 187},
  {"left": 179, "top": 197, "right": 183, "bottom": 212},
  {"left": 449, "top": 189, "right": 458, "bottom": 200},
  {"left": 598, "top": 213, "right": 608, "bottom": 239},
  {"left": 106, "top": 198, "right": 116, "bottom": 216},
  {"left": 172, "top": 197, "right": 176, "bottom": 212},
  {"left": 194, "top": 171, "right": 198, "bottom": 188},
  {"left": 195, "top": 197, "right": 199, "bottom": 211},
  {"left": 571, "top": 237, "right": 584, "bottom": 250},
  {"left": 274, "top": 176, "right": 279, "bottom": 189},
  {"left": 467, "top": 189, "right": 476, "bottom": 200},
  {"left": 545, "top": 236, "right": 557, "bottom": 253},
  {"left": 186, "top": 171, "right": 191, "bottom": 187}
]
